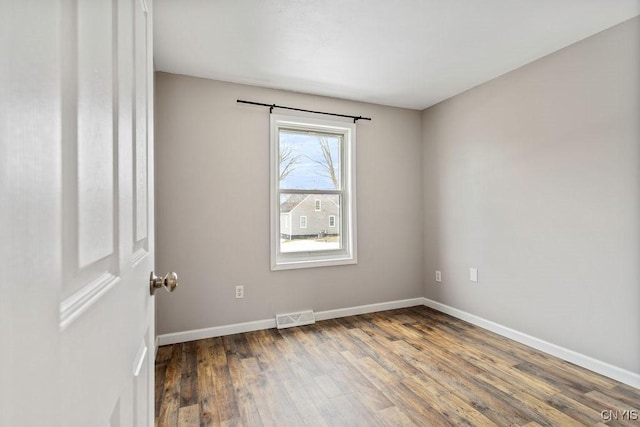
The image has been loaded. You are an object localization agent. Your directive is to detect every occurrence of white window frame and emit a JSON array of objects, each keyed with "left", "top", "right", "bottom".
[
  {"left": 315, "top": 199, "right": 321, "bottom": 211},
  {"left": 299, "top": 215, "right": 307, "bottom": 228},
  {"left": 270, "top": 114, "right": 357, "bottom": 270},
  {"left": 329, "top": 215, "right": 336, "bottom": 228}
]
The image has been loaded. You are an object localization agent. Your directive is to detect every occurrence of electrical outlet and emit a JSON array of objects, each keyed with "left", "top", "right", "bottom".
[
  {"left": 470, "top": 268, "right": 478, "bottom": 283},
  {"left": 435, "top": 270, "right": 442, "bottom": 283},
  {"left": 235, "top": 285, "right": 244, "bottom": 299}
]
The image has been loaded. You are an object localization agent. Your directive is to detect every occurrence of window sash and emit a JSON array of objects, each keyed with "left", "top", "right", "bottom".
[
  {"left": 278, "top": 128, "right": 343, "bottom": 192},
  {"left": 279, "top": 193, "right": 342, "bottom": 254}
]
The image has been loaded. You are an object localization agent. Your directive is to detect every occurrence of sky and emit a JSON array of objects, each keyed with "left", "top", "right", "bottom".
[{"left": 279, "top": 130, "right": 341, "bottom": 190}]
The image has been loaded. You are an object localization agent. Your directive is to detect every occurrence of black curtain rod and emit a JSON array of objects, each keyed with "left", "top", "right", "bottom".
[{"left": 237, "top": 99, "right": 371, "bottom": 123}]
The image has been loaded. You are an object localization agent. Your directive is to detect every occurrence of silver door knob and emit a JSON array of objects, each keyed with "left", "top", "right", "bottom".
[{"left": 150, "top": 271, "right": 178, "bottom": 295}]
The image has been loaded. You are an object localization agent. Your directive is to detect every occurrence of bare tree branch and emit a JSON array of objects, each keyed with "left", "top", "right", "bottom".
[
  {"left": 310, "top": 137, "right": 338, "bottom": 189},
  {"left": 279, "top": 145, "right": 301, "bottom": 182}
]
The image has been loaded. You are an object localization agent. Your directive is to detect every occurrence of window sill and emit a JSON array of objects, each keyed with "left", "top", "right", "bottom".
[{"left": 271, "top": 254, "right": 357, "bottom": 271}]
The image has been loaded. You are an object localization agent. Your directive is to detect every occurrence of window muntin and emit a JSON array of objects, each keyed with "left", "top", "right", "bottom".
[{"left": 271, "top": 114, "right": 357, "bottom": 270}]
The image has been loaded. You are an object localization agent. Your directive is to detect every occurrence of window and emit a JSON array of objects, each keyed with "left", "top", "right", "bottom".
[{"left": 271, "top": 114, "right": 357, "bottom": 270}]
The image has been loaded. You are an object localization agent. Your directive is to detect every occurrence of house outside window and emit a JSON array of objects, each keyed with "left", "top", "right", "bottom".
[{"left": 271, "top": 114, "right": 357, "bottom": 270}]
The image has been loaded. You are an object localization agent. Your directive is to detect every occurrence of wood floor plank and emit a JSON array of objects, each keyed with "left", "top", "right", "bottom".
[
  {"left": 515, "top": 361, "right": 593, "bottom": 395},
  {"left": 347, "top": 326, "right": 422, "bottom": 380},
  {"left": 329, "top": 393, "right": 385, "bottom": 426},
  {"left": 156, "top": 344, "right": 182, "bottom": 427},
  {"left": 376, "top": 405, "right": 416, "bottom": 426},
  {"left": 538, "top": 393, "right": 605, "bottom": 425},
  {"left": 482, "top": 362, "right": 562, "bottom": 397},
  {"left": 605, "top": 385, "right": 640, "bottom": 408},
  {"left": 196, "top": 339, "right": 221, "bottom": 426},
  {"left": 421, "top": 369, "right": 536, "bottom": 426},
  {"left": 402, "top": 374, "right": 497, "bottom": 426},
  {"left": 180, "top": 341, "right": 198, "bottom": 407},
  {"left": 585, "top": 390, "right": 640, "bottom": 418},
  {"left": 381, "top": 380, "right": 454, "bottom": 426},
  {"left": 156, "top": 345, "right": 174, "bottom": 364},
  {"left": 155, "top": 307, "right": 639, "bottom": 426},
  {"left": 279, "top": 375, "right": 331, "bottom": 426},
  {"left": 510, "top": 390, "right": 583, "bottom": 426},
  {"left": 255, "top": 373, "right": 305, "bottom": 425},
  {"left": 229, "top": 374, "right": 263, "bottom": 426},
  {"left": 177, "top": 404, "right": 200, "bottom": 427},
  {"left": 311, "top": 328, "right": 397, "bottom": 413},
  {"left": 413, "top": 322, "right": 522, "bottom": 369},
  {"left": 249, "top": 328, "right": 334, "bottom": 425},
  {"left": 213, "top": 365, "right": 241, "bottom": 422},
  {"left": 341, "top": 351, "right": 397, "bottom": 388},
  {"left": 155, "top": 358, "right": 168, "bottom": 418}
]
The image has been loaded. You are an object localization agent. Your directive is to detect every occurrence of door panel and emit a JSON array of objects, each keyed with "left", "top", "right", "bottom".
[
  {"left": 77, "top": 0, "right": 115, "bottom": 268},
  {"left": 134, "top": 0, "right": 149, "bottom": 252}
]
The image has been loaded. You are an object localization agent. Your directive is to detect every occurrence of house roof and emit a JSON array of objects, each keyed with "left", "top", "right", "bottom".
[
  {"left": 280, "top": 194, "right": 340, "bottom": 213},
  {"left": 280, "top": 194, "right": 309, "bottom": 213}
]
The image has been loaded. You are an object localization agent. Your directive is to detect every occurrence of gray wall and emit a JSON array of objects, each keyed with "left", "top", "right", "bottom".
[
  {"left": 422, "top": 17, "right": 639, "bottom": 373},
  {"left": 155, "top": 74, "right": 424, "bottom": 335}
]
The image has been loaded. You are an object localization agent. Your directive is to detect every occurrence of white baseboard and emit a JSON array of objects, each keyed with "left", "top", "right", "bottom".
[
  {"left": 155, "top": 296, "right": 639, "bottom": 389},
  {"left": 314, "top": 297, "right": 425, "bottom": 321},
  {"left": 422, "top": 297, "right": 640, "bottom": 390},
  {"left": 156, "top": 317, "right": 277, "bottom": 346},
  {"left": 156, "top": 297, "right": 424, "bottom": 346}
]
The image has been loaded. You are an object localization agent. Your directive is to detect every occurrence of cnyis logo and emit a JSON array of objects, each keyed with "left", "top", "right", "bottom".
[{"left": 600, "top": 409, "right": 638, "bottom": 421}]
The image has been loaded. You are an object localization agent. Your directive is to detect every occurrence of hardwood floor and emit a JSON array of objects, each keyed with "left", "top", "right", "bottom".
[{"left": 155, "top": 306, "right": 639, "bottom": 426}]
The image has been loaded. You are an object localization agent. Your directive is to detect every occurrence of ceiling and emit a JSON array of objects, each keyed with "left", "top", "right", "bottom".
[{"left": 154, "top": 0, "right": 640, "bottom": 110}]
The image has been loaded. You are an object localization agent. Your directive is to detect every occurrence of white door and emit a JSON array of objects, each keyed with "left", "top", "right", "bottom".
[{"left": 1, "top": 0, "right": 158, "bottom": 425}]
